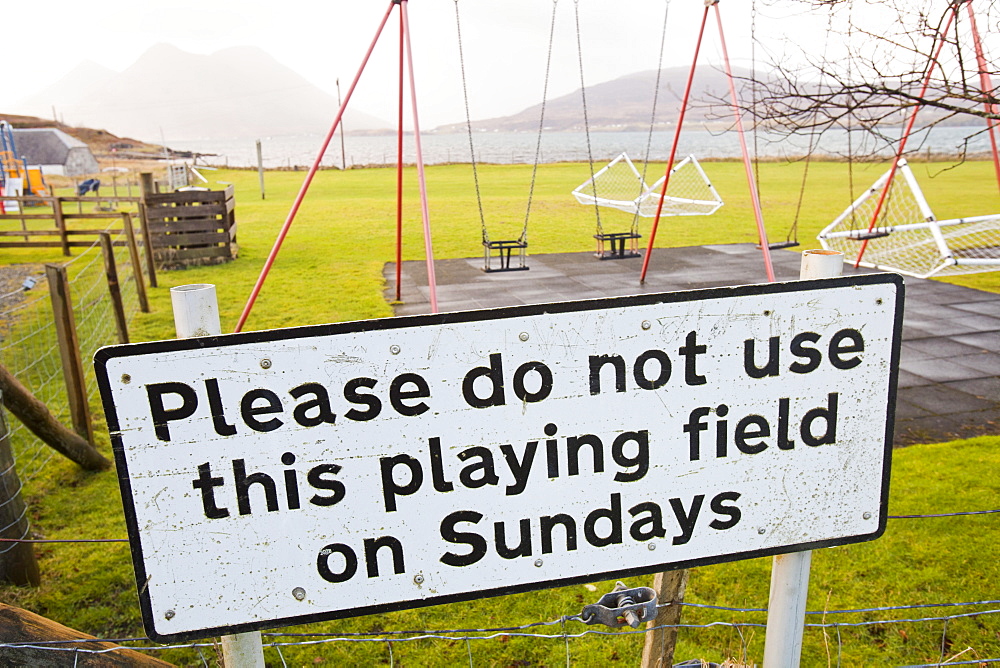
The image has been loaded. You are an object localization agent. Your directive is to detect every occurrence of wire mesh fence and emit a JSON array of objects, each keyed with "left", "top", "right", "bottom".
[
  {"left": 0, "top": 224, "right": 149, "bottom": 484},
  {"left": 0, "top": 283, "right": 68, "bottom": 482}
]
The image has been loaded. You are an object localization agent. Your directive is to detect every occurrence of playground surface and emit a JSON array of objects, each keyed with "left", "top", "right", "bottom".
[{"left": 385, "top": 244, "right": 1000, "bottom": 447}]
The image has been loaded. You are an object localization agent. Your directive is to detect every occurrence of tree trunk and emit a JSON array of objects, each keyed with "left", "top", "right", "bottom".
[
  {"left": 0, "top": 365, "right": 110, "bottom": 471},
  {"left": 0, "top": 602, "right": 175, "bottom": 667}
]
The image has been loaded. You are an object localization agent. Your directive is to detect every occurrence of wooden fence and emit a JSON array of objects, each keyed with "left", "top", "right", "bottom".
[
  {"left": 0, "top": 184, "right": 238, "bottom": 272},
  {"left": 144, "top": 186, "right": 237, "bottom": 266},
  {"left": 0, "top": 195, "right": 146, "bottom": 257}
]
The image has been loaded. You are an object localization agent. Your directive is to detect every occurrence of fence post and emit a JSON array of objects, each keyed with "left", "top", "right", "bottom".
[
  {"left": 0, "top": 396, "right": 40, "bottom": 587},
  {"left": 762, "top": 248, "right": 844, "bottom": 668},
  {"left": 121, "top": 212, "right": 149, "bottom": 313},
  {"left": 170, "top": 284, "right": 265, "bottom": 668},
  {"left": 99, "top": 233, "right": 129, "bottom": 344},
  {"left": 640, "top": 569, "right": 690, "bottom": 668},
  {"left": 50, "top": 197, "right": 69, "bottom": 257},
  {"left": 44, "top": 264, "right": 92, "bottom": 443},
  {"left": 137, "top": 175, "right": 158, "bottom": 289},
  {"left": 256, "top": 139, "right": 265, "bottom": 200},
  {"left": 139, "top": 173, "right": 154, "bottom": 198}
]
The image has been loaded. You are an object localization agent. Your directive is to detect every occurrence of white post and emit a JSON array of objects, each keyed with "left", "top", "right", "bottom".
[
  {"left": 763, "top": 551, "right": 813, "bottom": 668},
  {"left": 762, "top": 249, "right": 843, "bottom": 668},
  {"left": 220, "top": 634, "right": 266, "bottom": 668},
  {"left": 800, "top": 249, "right": 845, "bottom": 280},
  {"left": 170, "top": 284, "right": 265, "bottom": 668},
  {"left": 170, "top": 284, "right": 221, "bottom": 339}
]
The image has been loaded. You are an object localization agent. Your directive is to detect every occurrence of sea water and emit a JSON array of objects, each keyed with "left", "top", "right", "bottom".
[{"left": 177, "top": 127, "right": 995, "bottom": 170}]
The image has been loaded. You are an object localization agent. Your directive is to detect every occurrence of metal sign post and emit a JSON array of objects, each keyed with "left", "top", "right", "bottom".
[
  {"left": 169, "top": 284, "right": 264, "bottom": 666},
  {"left": 761, "top": 249, "right": 845, "bottom": 668},
  {"left": 97, "top": 276, "right": 901, "bottom": 642}
]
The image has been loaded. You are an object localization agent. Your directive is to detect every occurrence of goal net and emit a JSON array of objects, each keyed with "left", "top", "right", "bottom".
[
  {"left": 818, "top": 159, "right": 1000, "bottom": 278},
  {"left": 572, "top": 153, "right": 723, "bottom": 218}
]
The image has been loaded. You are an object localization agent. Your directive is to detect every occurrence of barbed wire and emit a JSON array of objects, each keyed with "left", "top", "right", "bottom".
[
  {"left": 682, "top": 599, "right": 1000, "bottom": 615},
  {"left": 5, "top": 606, "right": 1000, "bottom": 652},
  {"left": 3, "top": 505, "right": 996, "bottom": 547},
  {"left": 902, "top": 660, "right": 1000, "bottom": 667},
  {"left": 0, "top": 537, "right": 128, "bottom": 543},
  {"left": 888, "top": 509, "right": 1000, "bottom": 519}
]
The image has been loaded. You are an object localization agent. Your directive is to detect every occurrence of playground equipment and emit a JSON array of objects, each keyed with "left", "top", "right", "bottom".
[
  {"left": 571, "top": 1, "right": 680, "bottom": 260},
  {"left": 0, "top": 121, "right": 49, "bottom": 198},
  {"left": 572, "top": 153, "right": 723, "bottom": 219},
  {"left": 639, "top": 0, "right": 776, "bottom": 282},
  {"left": 843, "top": 0, "right": 1000, "bottom": 275},
  {"left": 236, "top": 0, "right": 440, "bottom": 331},
  {"left": 572, "top": 153, "right": 723, "bottom": 259},
  {"left": 818, "top": 159, "right": 1000, "bottom": 278},
  {"left": 455, "top": 0, "right": 557, "bottom": 272}
]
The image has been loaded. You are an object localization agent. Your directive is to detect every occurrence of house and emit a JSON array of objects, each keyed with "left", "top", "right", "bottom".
[{"left": 10, "top": 128, "right": 99, "bottom": 176}]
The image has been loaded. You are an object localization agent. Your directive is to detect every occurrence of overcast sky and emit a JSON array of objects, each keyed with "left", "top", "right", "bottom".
[
  {"left": 0, "top": 0, "right": 968, "bottom": 134},
  {"left": 2, "top": 1, "right": 917, "bottom": 129}
]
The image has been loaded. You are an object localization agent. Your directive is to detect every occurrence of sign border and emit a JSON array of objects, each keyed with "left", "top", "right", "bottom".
[{"left": 95, "top": 274, "right": 904, "bottom": 642}]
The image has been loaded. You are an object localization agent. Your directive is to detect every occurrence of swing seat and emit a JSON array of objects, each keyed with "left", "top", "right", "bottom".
[
  {"left": 483, "top": 238, "right": 529, "bottom": 273},
  {"left": 846, "top": 230, "right": 893, "bottom": 241},
  {"left": 594, "top": 231, "right": 642, "bottom": 260},
  {"left": 761, "top": 240, "right": 801, "bottom": 250}
]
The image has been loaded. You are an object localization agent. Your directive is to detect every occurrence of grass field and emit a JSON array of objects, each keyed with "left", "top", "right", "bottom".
[{"left": 1, "top": 160, "right": 998, "bottom": 666}]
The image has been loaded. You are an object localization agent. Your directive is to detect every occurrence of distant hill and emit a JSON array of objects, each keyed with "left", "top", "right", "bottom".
[
  {"left": 14, "top": 44, "right": 391, "bottom": 143},
  {"left": 434, "top": 66, "right": 747, "bottom": 133}
]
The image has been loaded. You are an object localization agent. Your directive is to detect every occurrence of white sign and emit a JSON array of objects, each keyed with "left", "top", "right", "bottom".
[{"left": 96, "top": 275, "right": 902, "bottom": 641}]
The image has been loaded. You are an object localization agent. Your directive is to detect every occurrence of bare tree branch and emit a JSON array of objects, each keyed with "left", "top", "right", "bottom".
[{"left": 733, "top": 0, "right": 1000, "bottom": 160}]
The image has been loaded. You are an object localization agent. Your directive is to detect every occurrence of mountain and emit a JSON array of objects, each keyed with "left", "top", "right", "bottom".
[
  {"left": 434, "top": 66, "right": 748, "bottom": 133},
  {"left": 15, "top": 44, "right": 391, "bottom": 143},
  {"left": 439, "top": 64, "right": 977, "bottom": 135}
]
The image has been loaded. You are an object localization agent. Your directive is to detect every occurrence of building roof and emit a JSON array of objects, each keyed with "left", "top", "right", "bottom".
[{"left": 10, "top": 128, "right": 89, "bottom": 165}]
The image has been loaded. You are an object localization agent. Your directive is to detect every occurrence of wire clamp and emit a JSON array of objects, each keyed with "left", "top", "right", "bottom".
[{"left": 581, "top": 581, "right": 657, "bottom": 628}]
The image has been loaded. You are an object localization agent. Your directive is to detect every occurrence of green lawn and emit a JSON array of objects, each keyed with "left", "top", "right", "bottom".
[{"left": 1, "top": 160, "right": 998, "bottom": 666}]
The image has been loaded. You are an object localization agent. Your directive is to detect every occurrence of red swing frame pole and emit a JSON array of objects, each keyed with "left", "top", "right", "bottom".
[
  {"left": 395, "top": 6, "right": 405, "bottom": 301},
  {"left": 401, "top": 0, "right": 439, "bottom": 314},
  {"left": 854, "top": 6, "right": 956, "bottom": 269},
  {"left": 965, "top": 0, "right": 1000, "bottom": 195},
  {"left": 639, "top": 3, "right": 712, "bottom": 284},
  {"left": 235, "top": 1, "right": 397, "bottom": 332},
  {"left": 714, "top": 1, "right": 775, "bottom": 282}
]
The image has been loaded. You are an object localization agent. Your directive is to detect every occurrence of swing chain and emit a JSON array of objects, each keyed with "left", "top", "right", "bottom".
[
  {"left": 573, "top": 0, "right": 603, "bottom": 235},
  {"left": 453, "top": 0, "right": 489, "bottom": 244},
  {"left": 522, "top": 0, "right": 561, "bottom": 244},
  {"left": 632, "top": 0, "right": 672, "bottom": 235}
]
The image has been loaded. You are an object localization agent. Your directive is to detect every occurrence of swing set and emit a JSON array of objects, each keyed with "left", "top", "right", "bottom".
[
  {"left": 235, "top": 0, "right": 796, "bottom": 330},
  {"left": 637, "top": 0, "right": 777, "bottom": 283},
  {"left": 453, "top": 0, "right": 560, "bottom": 273},
  {"left": 235, "top": 0, "right": 440, "bottom": 331},
  {"left": 569, "top": 0, "right": 726, "bottom": 260}
]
